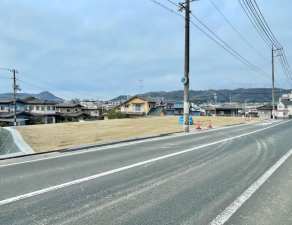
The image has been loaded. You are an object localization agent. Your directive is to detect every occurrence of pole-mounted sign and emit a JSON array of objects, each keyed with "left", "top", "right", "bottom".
[{"left": 181, "top": 77, "right": 188, "bottom": 84}]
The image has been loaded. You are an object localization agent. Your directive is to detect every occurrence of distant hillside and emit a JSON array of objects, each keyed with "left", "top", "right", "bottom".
[
  {"left": 110, "top": 95, "right": 133, "bottom": 101},
  {"left": 133, "top": 88, "right": 291, "bottom": 104},
  {"left": 0, "top": 91, "right": 64, "bottom": 102}
]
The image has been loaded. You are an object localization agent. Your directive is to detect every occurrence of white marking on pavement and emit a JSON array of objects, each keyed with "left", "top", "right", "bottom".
[
  {"left": 0, "top": 120, "right": 288, "bottom": 206},
  {"left": 210, "top": 148, "right": 292, "bottom": 225},
  {"left": 0, "top": 120, "right": 268, "bottom": 168}
]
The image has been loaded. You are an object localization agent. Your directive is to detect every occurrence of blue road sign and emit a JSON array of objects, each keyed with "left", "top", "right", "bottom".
[{"left": 181, "top": 77, "right": 187, "bottom": 84}]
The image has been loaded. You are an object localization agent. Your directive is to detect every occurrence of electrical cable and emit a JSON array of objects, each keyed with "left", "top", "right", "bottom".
[
  {"left": 237, "top": 0, "right": 272, "bottom": 48},
  {"left": 209, "top": 0, "right": 270, "bottom": 62},
  {"left": 17, "top": 71, "right": 116, "bottom": 99},
  {"left": 190, "top": 12, "right": 271, "bottom": 78}
]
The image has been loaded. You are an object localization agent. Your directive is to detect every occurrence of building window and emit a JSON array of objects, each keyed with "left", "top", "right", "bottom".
[
  {"left": 58, "top": 109, "right": 62, "bottom": 112},
  {"left": 47, "top": 106, "right": 51, "bottom": 111},
  {"left": 1, "top": 106, "right": 5, "bottom": 110},
  {"left": 125, "top": 104, "right": 129, "bottom": 109},
  {"left": 52, "top": 106, "right": 56, "bottom": 110},
  {"left": 133, "top": 104, "right": 142, "bottom": 112},
  {"left": 149, "top": 104, "right": 154, "bottom": 109},
  {"left": 284, "top": 113, "right": 286, "bottom": 115},
  {"left": 36, "top": 106, "right": 41, "bottom": 111},
  {"left": 67, "top": 109, "right": 71, "bottom": 113}
]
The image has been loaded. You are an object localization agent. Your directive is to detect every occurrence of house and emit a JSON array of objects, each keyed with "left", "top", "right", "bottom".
[
  {"left": 54, "top": 112, "right": 90, "bottom": 122},
  {"left": 277, "top": 100, "right": 292, "bottom": 118},
  {"left": 275, "top": 109, "right": 289, "bottom": 119},
  {"left": 56, "top": 103, "right": 83, "bottom": 113},
  {"left": 81, "top": 107, "right": 100, "bottom": 118},
  {"left": 165, "top": 101, "right": 175, "bottom": 115},
  {"left": 0, "top": 111, "right": 34, "bottom": 126},
  {"left": 146, "top": 107, "right": 167, "bottom": 117},
  {"left": 257, "top": 105, "right": 277, "bottom": 118},
  {"left": 106, "top": 101, "right": 123, "bottom": 111},
  {"left": 26, "top": 100, "right": 57, "bottom": 124},
  {"left": 55, "top": 103, "right": 90, "bottom": 122},
  {"left": 212, "top": 105, "right": 242, "bottom": 117},
  {"left": 107, "top": 96, "right": 166, "bottom": 119},
  {"left": 279, "top": 91, "right": 292, "bottom": 102},
  {"left": 0, "top": 98, "right": 26, "bottom": 113}
]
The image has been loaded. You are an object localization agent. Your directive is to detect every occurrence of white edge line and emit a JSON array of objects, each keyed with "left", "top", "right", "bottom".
[
  {"left": 209, "top": 147, "right": 292, "bottom": 225},
  {"left": 0, "top": 120, "right": 271, "bottom": 168},
  {"left": 0, "top": 120, "right": 288, "bottom": 206}
]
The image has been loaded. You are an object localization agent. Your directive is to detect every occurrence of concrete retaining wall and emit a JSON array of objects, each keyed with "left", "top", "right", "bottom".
[
  {"left": 0, "top": 128, "right": 21, "bottom": 155},
  {"left": 0, "top": 127, "right": 35, "bottom": 157}
]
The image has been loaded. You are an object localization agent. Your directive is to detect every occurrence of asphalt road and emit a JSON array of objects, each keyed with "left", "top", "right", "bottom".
[{"left": 0, "top": 120, "right": 292, "bottom": 225}]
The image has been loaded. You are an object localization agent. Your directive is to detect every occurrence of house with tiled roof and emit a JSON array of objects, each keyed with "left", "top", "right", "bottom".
[
  {"left": 277, "top": 100, "right": 292, "bottom": 119},
  {"left": 26, "top": 100, "right": 57, "bottom": 124},
  {"left": 106, "top": 96, "right": 167, "bottom": 119}
]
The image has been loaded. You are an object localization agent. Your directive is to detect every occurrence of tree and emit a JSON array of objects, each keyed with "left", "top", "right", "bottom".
[
  {"left": 22, "top": 96, "right": 37, "bottom": 101},
  {"left": 107, "top": 110, "right": 126, "bottom": 119}
]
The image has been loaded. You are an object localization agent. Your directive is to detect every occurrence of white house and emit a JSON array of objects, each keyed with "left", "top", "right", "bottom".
[
  {"left": 25, "top": 100, "right": 56, "bottom": 124},
  {"left": 277, "top": 100, "right": 292, "bottom": 118}
]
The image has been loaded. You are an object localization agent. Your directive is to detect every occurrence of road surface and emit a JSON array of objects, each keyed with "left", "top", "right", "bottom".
[{"left": 0, "top": 120, "right": 291, "bottom": 224}]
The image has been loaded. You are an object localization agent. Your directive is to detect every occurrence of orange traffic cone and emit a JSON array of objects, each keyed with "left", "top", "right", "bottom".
[
  {"left": 196, "top": 121, "right": 201, "bottom": 129},
  {"left": 207, "top": 120, "right": 212, "bottom": 128}
]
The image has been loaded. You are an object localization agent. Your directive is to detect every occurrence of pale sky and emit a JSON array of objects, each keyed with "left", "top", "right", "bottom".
[{"left": 0, "top": 0, "right": 291, "bottom": 100}]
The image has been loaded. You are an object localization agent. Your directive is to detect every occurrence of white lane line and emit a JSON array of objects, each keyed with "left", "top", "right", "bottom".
[
  {"left": 0, "top": 120, "right": 288, "bottom": 206},
  {"left": 0, "top": 121, "right": 266, "bottom": 168},
  {"left": 210, "top": 147, "right": 292, "bottom": 225}
]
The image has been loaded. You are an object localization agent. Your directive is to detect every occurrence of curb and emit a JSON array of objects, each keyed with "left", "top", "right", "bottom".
[{"left": 0, "top": 119, "right": 267, "bottom": 160}]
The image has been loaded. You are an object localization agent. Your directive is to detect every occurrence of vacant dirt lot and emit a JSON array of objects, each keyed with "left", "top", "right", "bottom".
[{"left": 13, "top": 116, "right": 263, "bottom": 153}]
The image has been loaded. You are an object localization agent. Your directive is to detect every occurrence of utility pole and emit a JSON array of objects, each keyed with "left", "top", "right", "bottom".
[
  {"left": 10, "top": 69, "right": 20, "bottom": 126},
  {"left": 272, "top": 46, "right": 275, "bottom": 120},
  {"left": 272, "top": 46, "right": 283, "bottom": 120},
  {"left": 229, "top": 92, "right": 231, "bottom": 103},
  {"left": 183, "top": 0, "right": 190, "bottom": 133}
]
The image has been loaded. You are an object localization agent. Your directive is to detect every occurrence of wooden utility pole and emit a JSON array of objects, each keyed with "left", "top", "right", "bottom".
[{"left": 183, "top": 0, "right": 190, "bottom": 132}]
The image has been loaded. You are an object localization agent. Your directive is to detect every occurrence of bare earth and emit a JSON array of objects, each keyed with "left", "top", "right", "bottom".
[{"left": 13, "top": 116, "right": 263, "bottom": 153}]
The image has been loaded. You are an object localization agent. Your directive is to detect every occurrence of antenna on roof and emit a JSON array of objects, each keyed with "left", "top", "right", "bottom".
[{"left": 139, "top": 79, "right": 144, "bottom": 94}]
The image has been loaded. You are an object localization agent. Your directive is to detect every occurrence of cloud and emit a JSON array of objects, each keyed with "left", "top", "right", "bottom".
[{"left": 0, "top": 0, "right": 291, "bottom": 100}]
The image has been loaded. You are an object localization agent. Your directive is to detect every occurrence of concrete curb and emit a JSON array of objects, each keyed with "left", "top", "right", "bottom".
[
  {"left": 3, "top": 128, "right": 35, "bottom": 154},
  {"left": 0, "top": 119, "right": 268, "bottom": 160},
  {"left": 63, "top": 134, "right": 164, "bottom": 152}
]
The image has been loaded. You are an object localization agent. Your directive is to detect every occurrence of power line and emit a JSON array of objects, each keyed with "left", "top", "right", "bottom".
[
  {"left": 150, "top": 0, "right": 273, "bottom": 80},
  {"left": 165, "top": 0, "right": 180, "bottom": 7},
  {"left": 245, "top": 0, "right": 281, "bottom": 49},
  {"left": 209, "top": 0, "right": 270, "bottom": 62},
  {"left": 237, "top": 0, "right": 272, "bottom": 48},
  {"left": 17, "top": 70, "right": 116, "bottom": 99},
  {"left": 253, "top": 0, "right": 282, "bottom": 48},
  {"left": 16, "top": 78, "right": 75, "bottom": 100},
  {"left": 190, "top": 12, "right": 272, "bottom": 78}
]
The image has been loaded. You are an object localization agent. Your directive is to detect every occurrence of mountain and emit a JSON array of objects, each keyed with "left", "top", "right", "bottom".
[
  {"left": 110, "top": 95, "right": 133, "bottom": 101},
  {"left": 113, "top": 88, "right": 291, "bottom": 104},
  {"left": 0, "top": 91, "right": 64, "bottom": 102}
]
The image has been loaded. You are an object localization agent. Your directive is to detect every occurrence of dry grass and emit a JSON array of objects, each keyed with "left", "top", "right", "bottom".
[{"left": 13, "top": 116, "right": 263, "bottom": 153}]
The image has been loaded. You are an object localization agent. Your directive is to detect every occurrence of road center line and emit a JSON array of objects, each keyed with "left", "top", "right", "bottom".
[
  {"left": 0, "top": 120, "right": 266, "bottom": 168},
  {"left": 209, "top": 147, "right": 292, "bottom": 225},
  {"left": 0, "top": 120, "right": 288, "bottom": 206}
]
